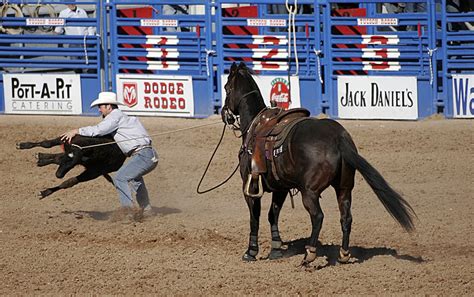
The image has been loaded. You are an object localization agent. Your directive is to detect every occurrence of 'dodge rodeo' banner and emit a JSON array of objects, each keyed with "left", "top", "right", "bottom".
[{"left": 116, "top": 74, "right": 195, "bottom": 117}]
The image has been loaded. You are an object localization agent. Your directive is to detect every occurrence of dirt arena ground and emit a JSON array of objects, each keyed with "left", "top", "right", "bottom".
[{"left": 0, "top": 114, "right": 472, "bottom": 295}]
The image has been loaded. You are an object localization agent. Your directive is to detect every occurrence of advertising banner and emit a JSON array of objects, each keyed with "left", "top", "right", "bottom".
[
  {"left": 452, "top": 74, "right": 474, "bottom": 118},
  {"left": 3, "top": 74, "right": 82, "bottom": 115},
  {"left": 116, "top": 74, "right": 194, "bottom": 117},
  {"left": 337, "top": 75, "right": 418, "bottom": 119},
  {"left": 221, "top": 75, "right": 301, "bottom": 110}
]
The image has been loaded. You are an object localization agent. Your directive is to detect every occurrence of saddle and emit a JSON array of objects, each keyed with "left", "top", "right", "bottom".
[{"left": 244, "top": 107, "right": 310, "bottom": 197}]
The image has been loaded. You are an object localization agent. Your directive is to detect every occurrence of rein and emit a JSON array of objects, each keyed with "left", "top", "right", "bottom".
[
  {"left": 197, "top": 88, "right": 262, "bottom": 194},
  {"left": 196, "top": 124, "right": 240, "bottom": 194},
  {"left": 197, "top": 88, "right": 263, "bottom": 194}
]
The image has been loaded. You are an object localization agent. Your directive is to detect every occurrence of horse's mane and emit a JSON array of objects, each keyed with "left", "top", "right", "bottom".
[
  {"left": 238, "top": 62, "right": 256, "bottom": 76},
  {"left": 236, "top": 63, "right": 260, "bottom": 92}
]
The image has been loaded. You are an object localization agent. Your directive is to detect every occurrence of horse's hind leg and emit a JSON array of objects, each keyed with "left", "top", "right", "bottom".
[
  {"left": 335, "top": 162, "right": 355, "bottom": 263},
  {"left": 335, "top": 186, "right": 353, "bottom": 263},
  {"left": 242, "top": 195, "right": 261, "bottom": 261},
  {"left": 16, "top": 137, "right": 62, "bottom": 150},
  {"left": 268, "top": 190, "right": 287, "bottom": 260},
  {"left": 300, "top": 189, "right": 324, "bottom": 266}
]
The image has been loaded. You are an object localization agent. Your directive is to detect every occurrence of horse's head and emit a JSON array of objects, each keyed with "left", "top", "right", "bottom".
[{"left": 221, "top": 62, "right": 264, "bottom": 128}]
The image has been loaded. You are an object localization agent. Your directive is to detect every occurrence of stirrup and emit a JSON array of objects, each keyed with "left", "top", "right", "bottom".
[{"left": 244, "top": 174, "right": 263, "bottom": 198}]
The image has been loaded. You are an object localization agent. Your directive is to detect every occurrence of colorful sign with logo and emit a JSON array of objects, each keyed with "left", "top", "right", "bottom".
[
  {"left": 220, "top": 75, "right": 301, "bottom": 109},
  {"left": 116, "top": 74, "right": 194, "bottom": 117},
  {"left": 452, "top": 74, "right": 474, "bottom": 118},
  {"left": 337, "top": 75, "right": 418, "bottom": 119},
  {"left": 3, "top": 74, "right": 82, "bottom": 115}
]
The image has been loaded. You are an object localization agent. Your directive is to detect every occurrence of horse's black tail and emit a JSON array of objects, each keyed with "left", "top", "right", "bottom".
[{"left": 338, "top": 133, "right": 417, "bottom": 233}]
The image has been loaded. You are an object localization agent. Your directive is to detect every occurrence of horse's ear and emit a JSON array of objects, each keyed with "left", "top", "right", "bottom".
[
  {"left": 238, "top": 61, "right": 246, "bottom": 69},
  {"left": 230, "top": 62, "right": 237, "bottom": 73}
]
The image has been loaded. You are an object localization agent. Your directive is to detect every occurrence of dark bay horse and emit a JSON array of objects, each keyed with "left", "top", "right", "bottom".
[
  {"left": 221, "top": 62, "right": 416, "bottom": 266},
  {"left": 17, "top": 135, "right": 125, "bottom": 199}
]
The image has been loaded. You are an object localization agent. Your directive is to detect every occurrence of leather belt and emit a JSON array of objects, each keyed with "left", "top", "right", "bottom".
[{"left": 127, "top": 145, "right": 152, "bottom": 157}]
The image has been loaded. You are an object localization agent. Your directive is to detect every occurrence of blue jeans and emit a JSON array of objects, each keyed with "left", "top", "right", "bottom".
[{"left": 113, "top": 147, "right": 158, "bottom": 208}]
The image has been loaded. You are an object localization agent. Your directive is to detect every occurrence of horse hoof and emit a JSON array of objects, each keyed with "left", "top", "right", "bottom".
[
  {"left": 242, "top": 253, "right": 257, "bottom": 262},
  {"left": 303, "top": 245, "right": 317, "bottom": 263},
  {"left": 337, "top": 248, "right": 351, "bottom": 264},
  {"left": 268, "top": 248, "right": 284, "bottom": 260}
]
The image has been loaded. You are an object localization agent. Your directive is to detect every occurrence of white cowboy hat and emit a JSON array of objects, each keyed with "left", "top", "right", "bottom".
[{"left": 90, "top": 92, "right": 124, "bottom": 107}]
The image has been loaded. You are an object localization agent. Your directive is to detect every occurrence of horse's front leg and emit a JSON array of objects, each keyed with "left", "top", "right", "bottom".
[
  {"left": 242, "top": 195, "right": 261, "bottom": 261},
  {"left": 300, "top": 189, "right": 324, "bottom": 267},
  {"left": 16, "top": 137, "right": 62, "bottom": 150},
  {"left": 267, "top": 190, "right": 287, "bottom": 260}
]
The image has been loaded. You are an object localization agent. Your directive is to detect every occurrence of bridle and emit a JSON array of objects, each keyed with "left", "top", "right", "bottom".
[{"left": 222, "top": 89, "right": 259, "bottom": 131}]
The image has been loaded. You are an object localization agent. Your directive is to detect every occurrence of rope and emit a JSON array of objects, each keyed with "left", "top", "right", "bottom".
[
  {"left": 196, "top": 124, "right": 240, "bottom": 194},
  {"left": 205, "top": 49, "right": 216, "bottom": 77},
  {"left": 74, "top": 120, "right": 222, "bottom": 150},
  {"left": 427, "top": 47, "right": 437, "bottom": 85},
  {"left": 83, "top": 34, "right": 89, "bottom": 65},
  {"left": 285, "top": 0, "right": 299, "bottom": 76},
  {"left": 313, "top": 48, "right": 323, "bottom": 84},
  {"left": 0, "top": 4, "right": 24, "bottom": 35},
  {"left": 21, "top": 4, "right": 36, "bottom": 33},
  {"left": 36, "top": 4, "right": 57, "bottom": 33}
]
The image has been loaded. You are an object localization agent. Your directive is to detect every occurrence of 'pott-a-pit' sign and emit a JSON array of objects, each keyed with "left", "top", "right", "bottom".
[
  {"left": 116, "top": 74, "right": 194, "bottom": 117},
  {"left": 3, "top": 74, "right": 82, "bottom": 115}
]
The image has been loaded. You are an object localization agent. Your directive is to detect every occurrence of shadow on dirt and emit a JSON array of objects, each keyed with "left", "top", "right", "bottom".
[
  {"left": 280, "top": 237, "right": 424, "bottom": 266},
  {"left": 62, "top": 206, "right": 181, "bottom": 221}
]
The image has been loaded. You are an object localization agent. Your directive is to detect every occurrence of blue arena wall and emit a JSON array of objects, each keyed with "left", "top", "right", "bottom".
[{"left": 0, "top": 0, "right": 473, "bottom": 119}]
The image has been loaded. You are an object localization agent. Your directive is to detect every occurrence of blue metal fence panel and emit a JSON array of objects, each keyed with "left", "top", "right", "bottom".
[
  {"left": 324, "top": 0, "right": 437, "bottom": 119},
  {"left": 214, "top": 0, "right": 324, "bottom": 115},
  {"left": 0, "top": 0, "right": 472, "bottom": 119},
  {"left": 107, "top": 0, "right": 214, "bottom": 117},
  {"left": 0, "top": 0, "right": 102, "bottom": 115},
  {"left": 439, "top": 0, "right": 474, "bottom": 118}
]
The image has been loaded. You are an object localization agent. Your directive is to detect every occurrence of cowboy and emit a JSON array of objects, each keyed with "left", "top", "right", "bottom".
[{"left": 61, "top": 92, "right": 158, "bottom": 212}]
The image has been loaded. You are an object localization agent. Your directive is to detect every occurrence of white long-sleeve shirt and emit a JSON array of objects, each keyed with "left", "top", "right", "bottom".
[
  {"left": 79, "top": 109, "right": 152, "bottom": 155},
  {"left": 55, "top": 7, "right": 96, "bottom": 36}
]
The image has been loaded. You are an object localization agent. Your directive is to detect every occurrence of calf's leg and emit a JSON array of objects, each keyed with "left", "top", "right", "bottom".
[
  {"left": 36, "top": 152, "right": 64, "bottom": 167},
  {"left": 17, "top": 137, "right": 62, "bottom": 150},
  {"left": 39, "top": 169, "right": 102, "bottom": 199}
]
